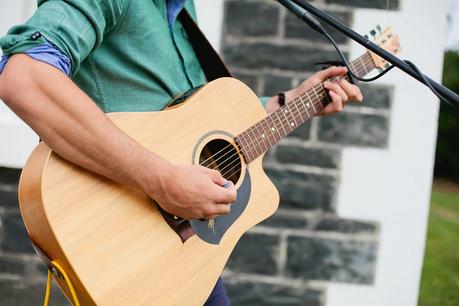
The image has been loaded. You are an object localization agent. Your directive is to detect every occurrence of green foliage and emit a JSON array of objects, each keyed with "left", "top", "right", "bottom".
[
  {"left": 418, "top": 189, "right": 459, "bottom": 306},
  {"left": 434, "top": 51, "right": 459, "bottom": 182}
]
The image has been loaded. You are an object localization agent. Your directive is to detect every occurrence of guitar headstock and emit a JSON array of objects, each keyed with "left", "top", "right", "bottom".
[{"left": 368, "top": 26, "right": 401, "bottom": 71}]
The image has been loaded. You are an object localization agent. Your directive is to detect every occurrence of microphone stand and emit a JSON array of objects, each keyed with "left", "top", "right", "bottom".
[{"left": 276, "top": 0, "right": 459, "bottom": 107}]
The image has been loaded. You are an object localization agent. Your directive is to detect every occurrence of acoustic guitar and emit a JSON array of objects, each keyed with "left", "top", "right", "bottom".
[{"left": 18, "top": 28, "right": 400, "bottom": 305}]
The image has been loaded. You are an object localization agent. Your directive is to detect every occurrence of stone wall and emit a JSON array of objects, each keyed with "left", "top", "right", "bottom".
[
  {"left": 221, "top": 0, "right": 395, "bottom": 305},
  {"left": 0, "top": 0, "right": 396, "bottom": 305},
  {"left": 0, "top": 168, "right": 69, "bottom": 305}
]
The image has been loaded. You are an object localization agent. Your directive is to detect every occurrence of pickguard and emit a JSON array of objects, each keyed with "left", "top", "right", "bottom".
[{"left": 190, "top": 170, "right": 251, "bottom": 244}]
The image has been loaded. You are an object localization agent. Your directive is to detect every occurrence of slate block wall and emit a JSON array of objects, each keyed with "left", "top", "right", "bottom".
[
  {"left": 221, "top": 0, "right": 396, "bottom": 305},
  {"left": 0, "top": 168, "right": 69, "bottom": 305},
  {"left": 0, "top": 1, "right": 395, "bottom": 305}
]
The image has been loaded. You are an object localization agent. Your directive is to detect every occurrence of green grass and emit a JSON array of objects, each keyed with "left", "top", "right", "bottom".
[{"left": 418, "top": 189, "right": 459, "bottom": 306}]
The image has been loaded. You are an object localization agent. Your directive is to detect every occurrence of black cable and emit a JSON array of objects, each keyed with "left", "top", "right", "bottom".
[
  {"left": 321, "top": 29, "right": 394, "bottom": 83},
  {"left": 403, "top": 60, "right": 458, "bottom": 108},
  {"left": 294, "top": 4, "right": 393, "bottom": 83}
]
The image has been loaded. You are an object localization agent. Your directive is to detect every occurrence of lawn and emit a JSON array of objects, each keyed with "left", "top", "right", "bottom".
[{"left": 418, "top": 184, "right": 459, "bottom": 306}]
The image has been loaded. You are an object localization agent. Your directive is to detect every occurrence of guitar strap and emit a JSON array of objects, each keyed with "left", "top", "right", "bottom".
[{"left": 178, "top": 10, "right": 232, "bottom": 81}]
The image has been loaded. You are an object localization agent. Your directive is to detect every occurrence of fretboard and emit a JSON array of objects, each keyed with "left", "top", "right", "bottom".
[{"left": 235, "top": 52, "right": 375, "bottom": 163}]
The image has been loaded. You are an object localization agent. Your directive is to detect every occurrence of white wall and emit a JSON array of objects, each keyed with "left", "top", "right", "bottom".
[
  {"left": 0, "top": 0, "right": 38, "bottom": 168},
  {"left": 327, "top": 0, "right": 445, "bottom": 305},
  {"left": 195, "top": 0, "right": 224, "bottom": 51}
]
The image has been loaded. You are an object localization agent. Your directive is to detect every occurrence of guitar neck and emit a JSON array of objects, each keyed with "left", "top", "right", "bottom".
[{"left": 235, "top": 52, "right": 376, "bottom": 163}]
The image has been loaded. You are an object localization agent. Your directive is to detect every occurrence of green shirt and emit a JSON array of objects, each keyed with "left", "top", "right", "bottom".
[{"left": 0, "top": 0, "right": 207, "bottom": 112}]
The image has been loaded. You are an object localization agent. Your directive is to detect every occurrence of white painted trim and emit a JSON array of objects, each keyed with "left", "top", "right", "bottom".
[{"left": 194, "top": 0, "right": 224, "bottom": 51}]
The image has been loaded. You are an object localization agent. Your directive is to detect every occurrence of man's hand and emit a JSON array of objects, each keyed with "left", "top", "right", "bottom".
[
  {"left": 265, "top": 66, "right": 363, "bottom": 114},
  {"left": 149, "top": 164, "right": 237, "bottom": 220}
]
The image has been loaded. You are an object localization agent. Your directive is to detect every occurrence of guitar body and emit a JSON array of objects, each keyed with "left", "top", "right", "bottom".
[{"left": 18, "top": 77, "right": 279, "bottom": 305}]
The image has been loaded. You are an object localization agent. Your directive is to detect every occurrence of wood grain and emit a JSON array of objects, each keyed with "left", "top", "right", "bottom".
[{"left": 18, "top": 77, "right": 280, "bottom": 305}]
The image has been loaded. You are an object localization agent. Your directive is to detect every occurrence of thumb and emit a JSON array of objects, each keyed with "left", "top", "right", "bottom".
[{"left": 207, "top": 169, "right": 228, "bottom": 186}]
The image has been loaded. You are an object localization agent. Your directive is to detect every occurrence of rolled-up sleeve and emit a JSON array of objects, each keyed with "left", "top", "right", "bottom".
[{"left": 0, "top": 0, "right": 126, "bottom": 76}]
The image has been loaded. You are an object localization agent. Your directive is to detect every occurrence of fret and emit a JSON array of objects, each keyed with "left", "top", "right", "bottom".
[
  {"left": 312, "top": 85, "right": 320, "bottom": 104},
  {"left": 312, "top": 86, "right": 324, "bottom": 114},
  {"left": 291, "top": 98, "right": 304, "bottom": 123},
  {"left": 245, "top": 126, "right": 260, "bottom": 158},
  {"left": 275, "top": 108, "right": 288, "bottom": 137},
  {"left": 301, "top": 95, "right": 312, "bottom": 118},
  {"left": 254, "top": 122, "right": 269, "bottom": 152},
  {"left": 349, "top": 61, "right": 358, "bottom": 75},
  {"left": 318, "top": 84, "right": 330, "bottom": 108},
  {"left": 359, "top": 56, "right": 368, "bottom": 74},
  {"left": 268, "top": 114, "right": 282, "bottom": 143},
  {"left": 239, "top": 132, "right": 251, "bottom": 160},
  {"left": 281, "top": 105, "right": 295, "bottom": 132},
  {"left": 261, "top": 118, "right": 275, "bottom": 148},
  {"left": 237, "top": 134, "right": 252, "bottom": 163},
  {"left": 305, "top": 93, "right": 316, "bottom": 115}
]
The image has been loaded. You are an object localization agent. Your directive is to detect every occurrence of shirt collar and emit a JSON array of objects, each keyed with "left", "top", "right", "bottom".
[{"left": 167, "top": 0, "right": 187, "bottom": 29}]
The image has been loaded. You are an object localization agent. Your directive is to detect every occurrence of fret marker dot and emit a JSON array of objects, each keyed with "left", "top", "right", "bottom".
[
  {"left": 290, "top": 122, "right": 295, "bottom": 127},
  {"left": 306, "top": 103, "right": 311, "bottom": 107},
  {"left": 271, "top": 127, "right": 275, "bottom": 131},
  {"left": 262, "top": 134, "right": 265, "bottom": 138},
  {"left": 284, "top": 109, "right": 289, "bottom": 114}
]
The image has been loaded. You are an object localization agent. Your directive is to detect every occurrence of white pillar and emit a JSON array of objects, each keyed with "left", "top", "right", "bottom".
[{"left": 0, "top": 1, "right": 38, "bottom": 168}]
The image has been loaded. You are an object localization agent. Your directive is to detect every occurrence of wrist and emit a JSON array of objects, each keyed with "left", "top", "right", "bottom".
[{"left": 136, "top": 152, "right": 174, "bottom": 198}]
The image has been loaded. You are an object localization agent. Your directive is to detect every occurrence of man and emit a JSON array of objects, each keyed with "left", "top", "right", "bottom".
[{"left": 0, "top": 0, "right": 362, "bottom": 305}]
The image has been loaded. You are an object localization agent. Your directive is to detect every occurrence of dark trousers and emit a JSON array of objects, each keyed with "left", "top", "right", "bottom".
[{"left": 204, "top": 277, "right": 231, "bottom": 306}]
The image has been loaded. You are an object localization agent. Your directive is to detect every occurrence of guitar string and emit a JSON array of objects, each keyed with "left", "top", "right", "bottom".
[
  {"left": 204, "top": 57, "right": 371, "bottom": 179},
  {"left": 197, "top": 52, "right": 371, "bottom": 168},
  {"left": 235, "top": 54, "right": 372, "bottom": 161},
  {"left": 223, "top": 55, "right": 369, "bottom": 164},
  {"left": 198, "top": 52, "right": 371, "bottom": 168},
  {"left": 218, "top": 92, "right": 333, "bottom": 179},
  {"left": 200, "top": 54, "right": 372, "bottom": 176},
  {"left": 214, "top": 55, "right": 372, "bottom": 175}
]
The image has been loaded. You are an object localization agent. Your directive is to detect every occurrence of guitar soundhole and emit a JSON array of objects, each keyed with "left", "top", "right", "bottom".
[{"left": 199, "top": 139, "right": 242, "bottom": 184}]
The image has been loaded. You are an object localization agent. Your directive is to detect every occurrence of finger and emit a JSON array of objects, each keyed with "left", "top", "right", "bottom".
[
  {"left": 339, "top": 79, "right": 363, "bottom": 102},
  {"left": 207, "top": 169, "right": 227, "bottom": 186},
  {"left": 215, "top": 203, "right": 231, "bottom": 215},
  {"left": 213, "top": 186, "right": 237, "bottom": 204},
  {"left": 203, "top": 203, "right": 231, "bottom": 219},
  {"left": 325, "top": 82, "right": 348, "bottom": 104},
  {"left": 314, "top": 66, "right": 348, "bottom": 82},
  {"left": 324, "top": 91, "right": 343, "bottom": 113}
]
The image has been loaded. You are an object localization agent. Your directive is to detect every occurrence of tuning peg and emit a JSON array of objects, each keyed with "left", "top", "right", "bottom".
[
  {"left": 370, "top": 30, "right": 377, "bottom": 37},
  {"left": 376, "top": 25, "right": 382, "bottom": 33}
]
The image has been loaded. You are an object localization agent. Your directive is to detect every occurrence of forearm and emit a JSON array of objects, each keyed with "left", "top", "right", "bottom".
[{"left": 0, "top": 54, "right": 169, "bottom": 195}]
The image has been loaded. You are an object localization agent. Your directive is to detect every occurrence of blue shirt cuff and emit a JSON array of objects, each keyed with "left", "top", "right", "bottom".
[
  {"left": 0, "top": 41, "right": 71, "bottom": 75},
  {"left": 260, "top": 96, "right": 271, "bottom": 108}
]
